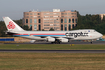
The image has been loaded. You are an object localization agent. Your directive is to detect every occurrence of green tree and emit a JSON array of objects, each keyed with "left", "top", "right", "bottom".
[
  {"left": 22, "top": 25, "right": 30, "bottom": 30},
  {"left": 49, "top": 28, "right": 54, "bottom": 31},
  {"left": 95, "top": 23, "right": 105, "bottom": 34},
  {"left": 42, "top": 29, "right": 45, "bottom": 31},
  {"left": 0, "top": 19, "right": 24, "bottom": 37},
  {"left": 0, "top": 21, "right": 8, "bottom": 37},
  {"left": 14, "top": 19, "right": 23, "bottom": 27}
]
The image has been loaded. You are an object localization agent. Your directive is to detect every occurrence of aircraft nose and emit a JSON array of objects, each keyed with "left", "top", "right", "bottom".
[{"left": 99, "top": 33, "right": 103, "bottom": 37}]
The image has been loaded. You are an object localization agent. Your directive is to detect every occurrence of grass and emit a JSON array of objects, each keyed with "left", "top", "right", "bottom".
[
  {"left": 0, "top": 44, "right": 105, "bottom": 70},
  {"left": 0, "top": 44, "right": 105, "bottom": 50},
  {"left": 0, "top": 53, "right": 105, "bottom": 70}
]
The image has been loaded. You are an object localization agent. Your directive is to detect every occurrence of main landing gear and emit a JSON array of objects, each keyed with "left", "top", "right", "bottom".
[
  {"left": 51, "top": 39, "right": 61, "bottom": 44},
  {"left": 90, "top": 40, "right": 93, "bottom": 44},
  {"left": 90, "top": 41, "right": 93, "bottom": 44}
]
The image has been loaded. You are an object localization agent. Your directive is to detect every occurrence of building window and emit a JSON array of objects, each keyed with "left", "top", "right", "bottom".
[
  {"left": 44, "top": 24, "right": 50, "bottom": 26},
  {"left": 61, "top": 24, "right": 63, "bottom": 31},
  {"left": 75, "top": 19, "right": 77, "bottom": 23},
  {"left": 69, "top": 19, "right": 71, "bottom": 23},
  {"left": 34, "top": 13, "right": 37, "bottom": 15},
  {"left": 61, "top": 19, "right": 63, "bottom": 23},
  {"left": 61, "top": 13, "right": 64, "bottom": 15},
  {"left": 38, "top": 19, "right": 41, "bottom": 23},
  {"left": 30, "top": 19, "right": 32, "bottom": 23},
  {"left": 30, "top": 25, "right": 32, "bottom": 30},
  {"left": 34, "top": 25, "right": 37, "bottom": 31},
  {"left": 26, "top": 19, "right": 28, "bottom": 23},
  {"left": 54, "top": 24, "right": 59, "bottom": 26},
  {"left": 76, "top": 24, "right": 77, "bottom": 26},
  {"left": 64, "top": 24, "right": 67, "bottom": 31},
  {"left": 71, "top": 13, "right": 75, "bottom": 15},
  {"left": 39, "top": 25, "right": 41, "bottom": 30},
  {"left": 68, "top": 24, "right": 71, "bottom": 31},
  {"left": 64, "top": 13, "right": 67, "bottom": 15},
  {"left": 54, "top": 20, "right": 56, "bottom": 23},
  {"left": 38, "top": 16, "right": 40, "bottom": 18},
  {"left": 54, "top": 27, "right": 59, "bottom": 30},
  {"left": 68, "top": 13, "right": 70, "bottom": 15},
  {"left": 44, "top": 22, "right": 49, "bottom": 23},
  {"left": 26, "top": 16, "right": 29, "bottom": 18},
  {"left": 50, "top": 16, "right": 53, "bottom": 18},
  {"left": 72, "top": 24, "right": 74, "bottom": 29},
  {"left": 30, "top": 13, "right": 32, "bottom": 15},
  {"left": 30, "top": 16, "right": 33, "bottom": 18},
  {"left": 64, "top": 19, "right": 67, "bottom": 23},
  {"left": 34, "top": 19, "right": 37, "bottom": 23},
  {"left": 72, "top": 19, "right": 74, "bottom": 23},
  {"left": 26, "top": 13, "right": 29, "bottom": 15},
  {"left": 38, "top": 13, "right": 40, "bottom": 15},
  {"left": 44, "top": 27, "right": 49, "bottom": 29}
]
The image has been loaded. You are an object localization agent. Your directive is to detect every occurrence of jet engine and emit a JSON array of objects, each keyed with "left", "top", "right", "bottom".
[
  {"left": 30, "top": 40, "right": 36, "bottom": 43},
  {"left": 57, "top": 38, "right": 68, "bottom": 43},
  {"left": 47, "top": 38, "right": 55, "bottom": 42}
]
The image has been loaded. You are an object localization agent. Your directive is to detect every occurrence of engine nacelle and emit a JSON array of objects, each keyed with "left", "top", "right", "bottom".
[
  {"left": 30, "top": 40, "right": 36, "bottom": 43},
  {"left": 47, "top": 38, "right": 55, "bottom": 42},
  {"left": 57, "top": 38, "right": 69, "bottom": 43}
]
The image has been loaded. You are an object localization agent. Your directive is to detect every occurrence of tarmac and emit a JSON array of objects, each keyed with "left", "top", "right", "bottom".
[
  {"left": 0, "top": 50, "right": 105, "bottom": 53},
  {"left": 2, "top": 40, "right": 105, "bottom": 44}
]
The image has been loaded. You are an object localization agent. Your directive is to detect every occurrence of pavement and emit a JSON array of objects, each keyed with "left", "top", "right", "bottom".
[
  {"left": 33, "top": 41, "right": 105, "bottom": 44},
  {"left": 3, "top": 41, "right": 105, "bottom": 44},
  {"left": 1, "top": 41, "right": 105, "bottom": 53},
  {"left": 0, "top": 50, "right": 105, "bottom": 53}
]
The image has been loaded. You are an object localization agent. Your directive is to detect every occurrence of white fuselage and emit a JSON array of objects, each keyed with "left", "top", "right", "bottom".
[
  {"left": 12, "top": 29, "right": 103, "bottom": 41},
  {"left": 3, "top": 17, "right": 103, "bottom": 43}
]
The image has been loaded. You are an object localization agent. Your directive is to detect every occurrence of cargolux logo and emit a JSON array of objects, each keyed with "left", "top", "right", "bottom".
[
  {"left": 65, "top": 32, "right": 88, "bottom": 38},
  {"left": 7, "top": 21, "right": 15, "bottom": 29}
]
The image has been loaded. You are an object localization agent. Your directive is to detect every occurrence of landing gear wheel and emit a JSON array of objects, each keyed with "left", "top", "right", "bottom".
[
  {"left": 55, "top": 40, "right": 61, "bottom": 44},
  {"left": 90, "top": 42, "right": 92, "bottom": 44},
  {"left": 51, "top": 39, "right": 61, "bottom": 44},
  {"left": 51, "top": 42, "right": 54, "bottom": 44}
]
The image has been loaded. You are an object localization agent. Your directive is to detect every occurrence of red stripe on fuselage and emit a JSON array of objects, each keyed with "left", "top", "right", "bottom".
[
  {"left": 30, "top": 33, "right": 65, "bottom": 35},
  {"left": 14, "top": 33, "right": 65, "bottom": 35},
  {"left": 14, "top": 34, "right": 29, "bottom": 35}
]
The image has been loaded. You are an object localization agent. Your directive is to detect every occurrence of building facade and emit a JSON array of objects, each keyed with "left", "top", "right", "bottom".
[
  {"left": 100, "top": 14, "right": 105, "bottom": 20},
  {"left": 23, "top": 9, "right": 77, "bottom": 31}
]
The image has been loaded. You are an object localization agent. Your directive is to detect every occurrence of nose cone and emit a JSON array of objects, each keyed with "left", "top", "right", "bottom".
[{"left": 99, "top": 33, "right": 103, "bottom": 38}]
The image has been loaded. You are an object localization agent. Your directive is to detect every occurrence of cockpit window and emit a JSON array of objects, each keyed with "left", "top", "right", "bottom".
[
  {"left": 88, "top": 30, "right": 97, "bottom": 32},
  {"left": 88, "top": 30, "right": 90, "bottom": 32}
]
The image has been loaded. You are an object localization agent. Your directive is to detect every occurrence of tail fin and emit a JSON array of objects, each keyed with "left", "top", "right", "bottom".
[{"left": 3, "top": 17, "right": 24, "bottom": 31}]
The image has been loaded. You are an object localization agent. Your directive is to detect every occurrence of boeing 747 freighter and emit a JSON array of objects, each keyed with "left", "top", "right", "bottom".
[{"left": 3, "top": 17, "right": 103, "bottom": 44}]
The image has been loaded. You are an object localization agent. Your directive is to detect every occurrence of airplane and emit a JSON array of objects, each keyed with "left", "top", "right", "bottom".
[{"left": 3, "top": 17, "right": 103, "bottom": 44}]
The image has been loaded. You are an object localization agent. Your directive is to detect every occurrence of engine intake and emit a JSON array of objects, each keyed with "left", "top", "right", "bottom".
[
  {"left": 47, "top": 38, "right": 55, "bottom": 42},
  {"left": 57, "top": 38, "right": 68, "bottom": 43}
]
